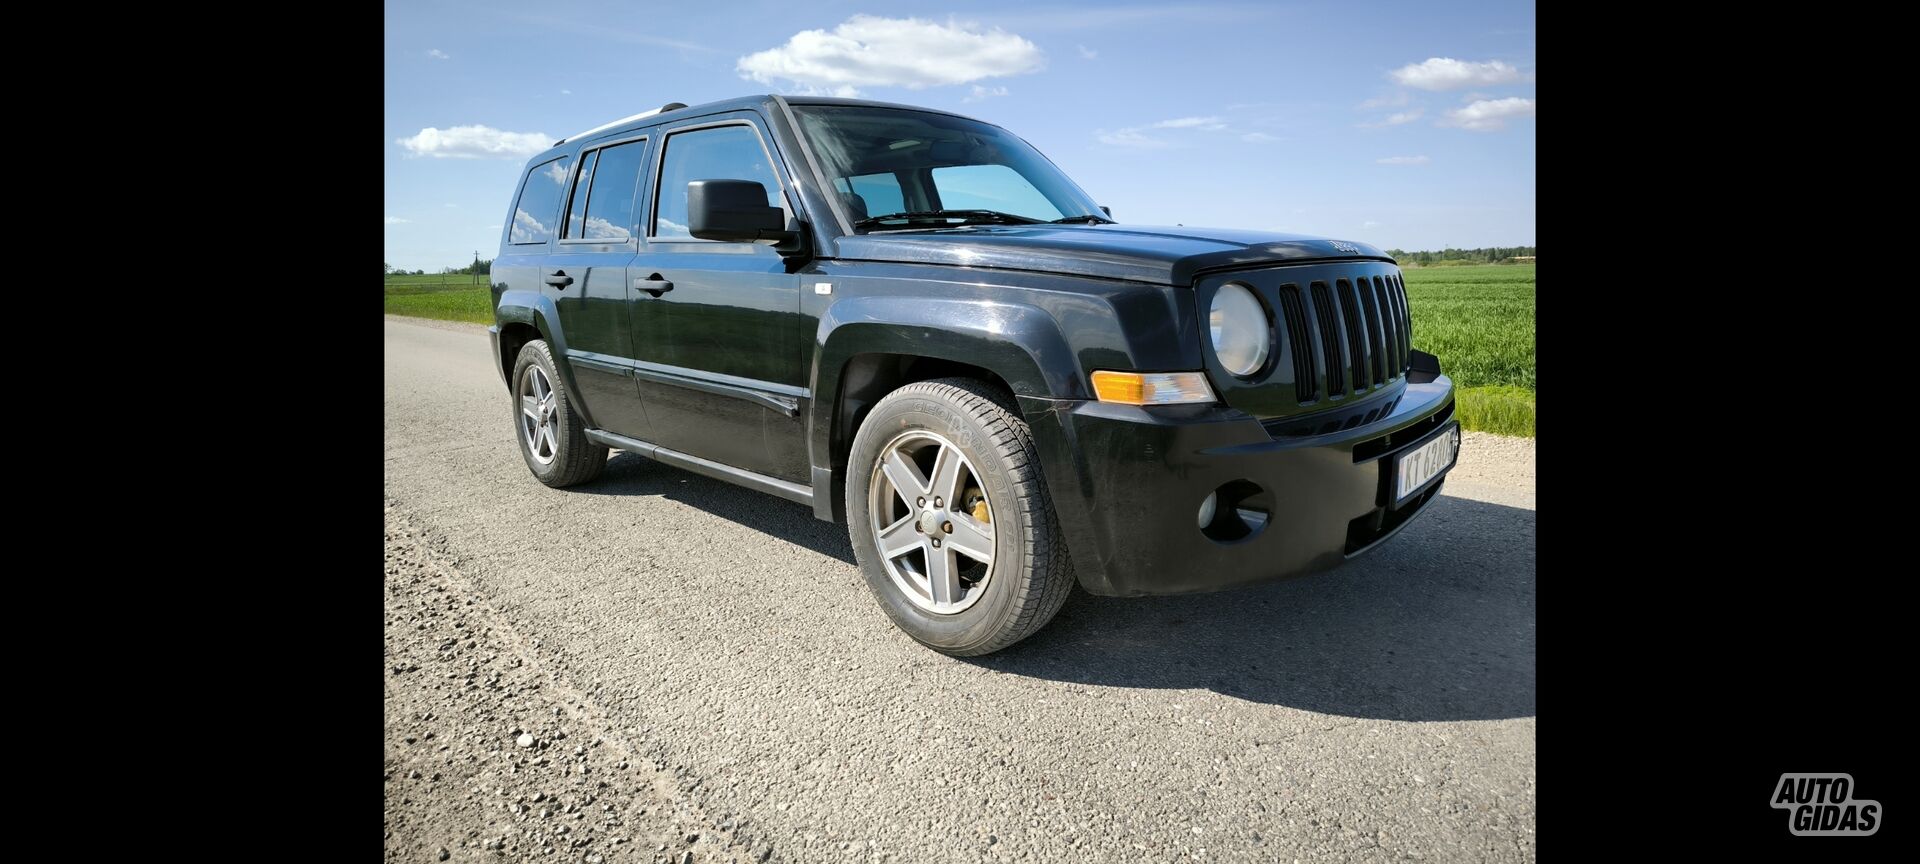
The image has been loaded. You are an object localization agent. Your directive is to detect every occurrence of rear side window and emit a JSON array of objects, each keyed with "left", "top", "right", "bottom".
[
  {"left": 931, "top": 164, "right": 1062, "bottom": 220},
  {"left": 580, "top": 140, "right": 647, "bottom": 240},
  {"left": 653, "top": 125, "right": 782, "bottom": 239},
  {"left": 511, "top": 156, "right": 571, "bottom": 244},
  {"left": 563, "top": 150, "right": 598, "bottom": 239}
]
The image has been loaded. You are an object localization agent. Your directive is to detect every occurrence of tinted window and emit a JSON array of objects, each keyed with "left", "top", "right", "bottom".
[
  {"left": 563, "top": 150, "right": 597, "bottom": 239},
  {"left": 581, "top": 140, "right": 647, "bottom": 240},
  {"left": 834, "top": 172, "right": 905, "bottom": 219},
  {"left": 654, "top": 125, "right": 782, "bottom": 239},
  {"left": 931, "top": 165, "right": 1063, "bottom": 220},
  {"left": 512, "top": 156, "right": 571, "bottom": 244}
]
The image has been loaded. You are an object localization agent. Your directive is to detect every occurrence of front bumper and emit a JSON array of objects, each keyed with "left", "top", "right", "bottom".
[{"left": 1021, "top": 376, "right": 1456, "bottom": 597}]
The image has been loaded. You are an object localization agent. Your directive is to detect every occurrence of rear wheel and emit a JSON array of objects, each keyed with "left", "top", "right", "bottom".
[
  {"left": 511, "top": 339, "right": 607, "bottom": 487},
  {"left": 846, "top": 378, "right": 1074, "bottom": 655}
]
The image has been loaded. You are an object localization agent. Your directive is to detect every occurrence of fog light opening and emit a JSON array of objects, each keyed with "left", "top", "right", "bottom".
[{"left": 1199, "top": 480, "right": 1272, "bottom": 543}]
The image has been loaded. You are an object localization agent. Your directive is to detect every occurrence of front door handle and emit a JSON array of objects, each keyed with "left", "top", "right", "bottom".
[
  {"left": 639, "top": 273, "right": 674, "bottom": 297},
  {"left": 544, "top": 271, "right": 574, "bottom": 288}
]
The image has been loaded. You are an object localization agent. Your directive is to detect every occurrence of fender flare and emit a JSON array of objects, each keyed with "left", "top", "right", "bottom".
[{"left": 495, "top": 290, "right": 598, "bottom": 429}]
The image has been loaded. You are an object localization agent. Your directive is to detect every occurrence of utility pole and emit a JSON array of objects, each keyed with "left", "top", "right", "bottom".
[{"left": 472, "top": 250, "right": 480, "bottom": 287}]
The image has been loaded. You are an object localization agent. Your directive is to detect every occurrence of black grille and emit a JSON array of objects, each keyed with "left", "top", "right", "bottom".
[
  {"left": 1281, "top": 270, "right": 1413, "bottom": 404},
  {"left": 1276, "top": 285, "right": 1316, "bottom": 403},
  {"left": 1309, "top": 281, "right": 1345, "bottom": 396}
]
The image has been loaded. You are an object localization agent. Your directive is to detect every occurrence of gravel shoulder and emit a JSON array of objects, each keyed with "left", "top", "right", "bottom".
[{"left": 385, "top": 503, "right": 769, "bottom": 863}]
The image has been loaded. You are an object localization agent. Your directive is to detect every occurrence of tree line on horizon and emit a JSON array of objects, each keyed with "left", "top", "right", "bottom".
[
  {"left": 1384, "top": 246, "right": 1536, "bottom": 266},
  {"left": 386, "top": 259, "right": 492, "bottom": 278}
]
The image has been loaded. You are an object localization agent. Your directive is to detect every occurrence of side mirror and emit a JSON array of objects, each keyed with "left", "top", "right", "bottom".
[
  {"left": 687, "top": 180, "right": 803, "bottom": 253},
  {"left": 1100, "top": 205, "right": 1112, "bottom": 218}
]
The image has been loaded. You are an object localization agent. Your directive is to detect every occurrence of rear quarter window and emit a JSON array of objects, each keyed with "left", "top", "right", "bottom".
[{"left": 511, "top": 156, "right": 572, "bottom": 244}]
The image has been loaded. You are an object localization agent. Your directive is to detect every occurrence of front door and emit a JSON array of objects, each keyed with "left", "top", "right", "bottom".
[
  {"left": 550, "top": 135, "right": 652, "bottom": 439},
  {"left": 627, "top": 117, "right": 808, "bottom": 482}
]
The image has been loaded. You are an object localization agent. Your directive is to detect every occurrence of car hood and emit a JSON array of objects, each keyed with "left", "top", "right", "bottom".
[{"left": 830, "top": 224, "right": 1392, "bottom": 286}]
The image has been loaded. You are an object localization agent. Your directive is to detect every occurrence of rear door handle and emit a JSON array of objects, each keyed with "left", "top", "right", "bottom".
[
  {"left": 638, "top": 273, "right": 673, "bottom": 297},
  {"left": 544, "top": 271, "right": 574, "bottom": 288}
]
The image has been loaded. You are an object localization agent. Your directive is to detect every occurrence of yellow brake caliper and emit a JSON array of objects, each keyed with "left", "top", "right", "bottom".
[{"left": 965, "top": 487, "right": 990, "bottom": 523}]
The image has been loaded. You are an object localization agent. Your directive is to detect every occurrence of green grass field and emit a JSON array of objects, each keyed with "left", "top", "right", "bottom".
[
  {"left": 1400, "top": 263, "right": 1535, "bottom": 436},
  {"left": 384, "top": 262, "right": 1534, "bottom": 436},
  {"left": 383, "top": 275, "right": 493, "bottom": 324}
]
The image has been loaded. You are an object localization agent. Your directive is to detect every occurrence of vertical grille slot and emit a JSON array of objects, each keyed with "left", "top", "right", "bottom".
[
  {"left": 1394, "top": 274, "right": 1411, "bottom": 372},
  {"left": 1358, "top": 276, "right": 1387, "bottom": 383},
  {"left": 1276, "top": 284, "right": 1316, "bottom": 403},
  {"left": 1367, "top": 276, "right": 1397, "bottom": 382},
  {"left": 1337, "top": 279, "right": 1370, "bottom": 390},
  {"left": 1309, "top": 281, "right": 1345, "bottom": 396}
]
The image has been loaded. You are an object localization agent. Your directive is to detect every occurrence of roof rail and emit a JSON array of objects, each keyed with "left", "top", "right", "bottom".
[{"left": 554, "top": 102, "right": 689, "bottom": 146}]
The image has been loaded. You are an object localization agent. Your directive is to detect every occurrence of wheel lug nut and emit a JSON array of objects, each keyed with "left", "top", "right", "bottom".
[
  {"left": 942, "top": 522, "right": 953, "bottom": 534},
  {"left": 914, "top": 524, "right": 923, "bottom": 533},
  {"left": 933, "top": 497, "right": 943, "bottom": 508},
  {"left": 931, "top": 539, "right": 941, "bottom": 548},
  {"left": 917, "top": 497, "right": 926, "bottom": 508}
]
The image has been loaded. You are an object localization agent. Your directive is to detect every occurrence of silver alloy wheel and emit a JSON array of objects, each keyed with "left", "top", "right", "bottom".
[
  {"left": 868, "top": 430, "right": 998, "bottom": 614},
  {"left": 519, "top": 365, "right": 559, "bottom": 466}
]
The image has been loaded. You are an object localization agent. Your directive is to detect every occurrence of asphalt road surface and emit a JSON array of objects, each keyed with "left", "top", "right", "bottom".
[{"left": 384, "top": 316, "right": 1536, "bottom": 863}]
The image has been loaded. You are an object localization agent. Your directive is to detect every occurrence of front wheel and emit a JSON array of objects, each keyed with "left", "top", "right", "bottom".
[{"left": 846, "top": 378, "right": 1075, "bottom": 656}]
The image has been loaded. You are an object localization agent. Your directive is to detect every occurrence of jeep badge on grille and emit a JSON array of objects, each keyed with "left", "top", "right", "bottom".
[{"left": 1330, "top": 240, "right": 1360, "bottom": 253}]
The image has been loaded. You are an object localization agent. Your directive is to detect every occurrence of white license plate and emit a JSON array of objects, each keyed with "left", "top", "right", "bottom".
[{"left": 1395, "top": 423, "right": 1460, "bottom": 502}]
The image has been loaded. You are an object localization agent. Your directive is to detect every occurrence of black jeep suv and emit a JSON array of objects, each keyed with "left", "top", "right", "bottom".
[{"left": 489, "top": 95, "right": 1459, "bottom": 656}]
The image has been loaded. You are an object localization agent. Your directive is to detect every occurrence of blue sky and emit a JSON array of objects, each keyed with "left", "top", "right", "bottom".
[{"left": 384, "top": 0, "right": 1535, "bottom": 271}]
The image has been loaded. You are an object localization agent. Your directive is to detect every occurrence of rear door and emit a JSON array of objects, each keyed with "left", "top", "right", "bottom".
[
  {"left": 550, "top": 135, "right": 653, "bottom": 439},
  {"left": 626, "top": 115, "right": 808, "bottom": 482}
]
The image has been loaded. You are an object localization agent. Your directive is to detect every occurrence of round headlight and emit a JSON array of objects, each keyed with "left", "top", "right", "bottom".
[{"left": 1208, "top": 283, "right": 1271, "bottom": 377}]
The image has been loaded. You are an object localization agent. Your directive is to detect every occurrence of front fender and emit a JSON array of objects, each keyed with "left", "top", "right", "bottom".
[{"left": 808, "top": 295, "right": 1081, "bottom": 493}]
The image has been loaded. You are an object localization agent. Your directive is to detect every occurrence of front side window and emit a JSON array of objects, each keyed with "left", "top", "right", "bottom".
[
  {"left": 511, "top": 156, "right": 572, "bottom": 244},
  {"left": 653, "top": 125, "right": 783, "bottom": 239}
]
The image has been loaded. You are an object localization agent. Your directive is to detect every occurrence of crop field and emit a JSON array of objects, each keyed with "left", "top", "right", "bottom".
[
  {"left": 383, "top": 275, "right": 493, "bottom": 324},
  {"left": 383, "top": 262, "right": 1535, "bottom": 436},
  {"left": 1401, "top": 263, "right": 1536, "bottom": 436}
]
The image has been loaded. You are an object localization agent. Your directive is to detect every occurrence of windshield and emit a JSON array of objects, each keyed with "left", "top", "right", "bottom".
[{"left": 790, "top": 105, "right": 1107, "bottom": 231}]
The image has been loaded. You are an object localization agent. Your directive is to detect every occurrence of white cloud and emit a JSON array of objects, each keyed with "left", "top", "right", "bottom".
[
  {"left": 1376, "top": 155, "right": 1430, "bottom": 165},
  {"left": 1363, "top": 220, "right": 1382, "bottom": 228},
  {"left": 1095, "top": 128, "right": 1169, "bottom": 149},
  {"left": 1153, "top": 116, "right": 1226, "bottom": 130},
  {"left": 428, "top": 48, "right": 450, "bottom": 60},
  {"left": 1077, "top": 44, "right": 1098, "bottom": 60},
  {"left": 385, "top": 216, "right": 411, "bottom": 224},
  {"left": 1240, "top": 132, "right": 1279, "bottom": 143},
  {"left": 737, "top": 15, "right": 1043, "bottom": 96},
  {"left": 1390, "top": 57, "right": 1522, "bottom": 91},
  {"left": 1383, "top": 110, "right": 1423, "bottom": 126},
  {"left": 397, "top": 125, "right": 552, "bottom": 159},
  {"left": 963, "top": 85, "right": 1009, "bottom": 103},
  {"left": 560, "top": 89, "right": 572, "bottom": 95},
  {"left": 443, "top": 203, "right": 459, "bottom": 208},
  {"left": 1441, "top": 97, "right": 1534, "bottom": 131}
]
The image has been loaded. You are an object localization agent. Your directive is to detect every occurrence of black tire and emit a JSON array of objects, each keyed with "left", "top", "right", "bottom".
[
  {"left": 846, "top": 377, "right": 1075, "bottom": 656},
  {"left": 510, "top": 339, "right": 607, "bottom": 488}
]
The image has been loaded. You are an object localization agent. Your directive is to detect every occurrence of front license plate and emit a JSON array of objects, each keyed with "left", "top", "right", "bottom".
[{"left": 1395, "top": 422, "right": 1460, "bottom": 503}]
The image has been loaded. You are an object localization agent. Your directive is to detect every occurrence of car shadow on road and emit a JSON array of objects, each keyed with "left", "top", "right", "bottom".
[
  {"left": 973, "top": 494, "right": 1536, "bottom": 722},
  {"left": 581, "top": 453, "right": 1533, "bottom": 722},
  {"left": 576, "top": 452, "right": 858, "bottom": 565}
]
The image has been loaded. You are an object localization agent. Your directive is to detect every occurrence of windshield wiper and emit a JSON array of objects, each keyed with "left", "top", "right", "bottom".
[
  {"left": 1048, "top": 214, "right": 1115, "bottom": 224},
  {"left": 852, "top": 209, "right": 1044, "bottom": 231}
]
